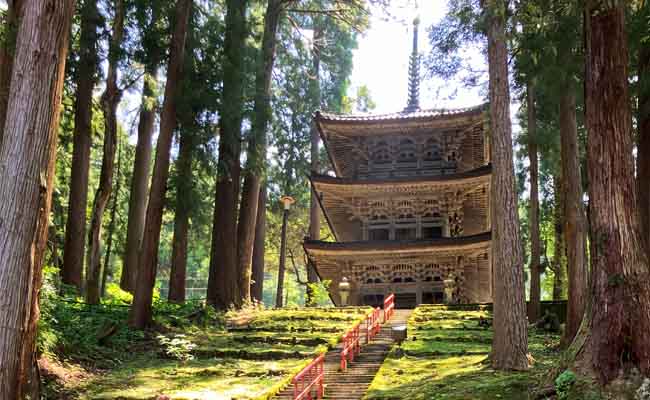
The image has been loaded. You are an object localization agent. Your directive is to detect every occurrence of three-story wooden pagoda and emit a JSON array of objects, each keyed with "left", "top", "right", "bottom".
[{"left": 303, "top": 19, "right": 493, "bottom": 308}]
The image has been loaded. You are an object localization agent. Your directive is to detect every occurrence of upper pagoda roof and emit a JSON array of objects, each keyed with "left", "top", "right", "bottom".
[
  {"left": 315, "top": 104, "right": 487, "bottom": 127},
  {"left": 314, "top": 103, "right": 488, "bottom": 178}
]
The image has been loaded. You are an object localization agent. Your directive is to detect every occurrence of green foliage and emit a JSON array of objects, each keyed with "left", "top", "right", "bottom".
[
  {"left": 555, "top": 369, "right": 577, "bottom": 400},
  {"left": 39, "top": 270, "right": 147, "bottom": 368},
  {"left": 103, "top": 282, "right": 133, "bottom": 304},
  {"left": 156, "top": 334, "right": 196, "bottom": 362},
  {"left": 307, "top": 279, "right": 333, "bottom": 306}
]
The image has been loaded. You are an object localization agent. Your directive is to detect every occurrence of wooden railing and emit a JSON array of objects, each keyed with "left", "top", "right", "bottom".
[
  {"left": 383, "top": 293, "right": 395, "bottom": 323},
  {"left": 340, "top": 322, "right": 361, "bottom": 371},
  {"left": 292, "top": 354, "right": 325, "bottom": 400},
  {"left": 291, "top": 304, "right": 393, "bottom": 397},
  {"left": 365, "top": 307, "right": 381, "bottom": 343}
]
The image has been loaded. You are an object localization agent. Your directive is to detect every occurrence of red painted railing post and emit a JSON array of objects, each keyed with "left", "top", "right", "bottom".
[
  {"left": 383, "top": 293, "right": 395, "bottom": 323},
  {"left": 293, "top": 354, "right": 325, "bottom": 400}
]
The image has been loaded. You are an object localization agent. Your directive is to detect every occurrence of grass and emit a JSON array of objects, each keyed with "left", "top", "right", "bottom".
[
  {"left": 78, "top": 357, "right": 307, "bottom": 400},
  {"left": 42, "top": 299, "right": 371, "bottom": 400},
  {"left": 364, "top": 304, "right": 562, "bottom": 400}
]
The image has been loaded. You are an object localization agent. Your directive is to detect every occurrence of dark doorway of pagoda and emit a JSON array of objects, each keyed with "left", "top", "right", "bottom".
[
  {"left": 363, "top": 294, "right": 384, "bottom": 308},
  {"left": 369, "top": 229, "right": 389, "bottom": 241},
  {"left": 395, "top": 293, "right": 417, "bottom": 309},
  {"left": 422, "top": 226, "right": 443, "bottom": 239}
]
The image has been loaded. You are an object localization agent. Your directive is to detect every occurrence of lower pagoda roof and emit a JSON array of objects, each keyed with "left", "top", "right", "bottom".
[
  {"left": 311, "top": 165, "right": 492, "bottom": 241},
  {"left": 304, "top": 232, "right": 491, "bottom": 257}
]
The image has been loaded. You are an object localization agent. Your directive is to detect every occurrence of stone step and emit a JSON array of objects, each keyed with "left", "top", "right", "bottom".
[{"left": 272, "top": 309, "right": 412, "bottom": 400}]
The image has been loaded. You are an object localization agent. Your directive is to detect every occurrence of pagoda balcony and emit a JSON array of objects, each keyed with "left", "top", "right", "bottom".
[{"left": 311, "top": 165, "right": 492, "bottom": 242}]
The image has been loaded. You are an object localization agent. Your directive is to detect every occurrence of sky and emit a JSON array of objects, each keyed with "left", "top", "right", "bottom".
[{"left": 348, "top": 1, "right": 486, "bottom": 114}]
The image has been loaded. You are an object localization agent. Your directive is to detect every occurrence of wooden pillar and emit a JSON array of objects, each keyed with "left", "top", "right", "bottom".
[{"left": 443, "top": 214, "right": 451, "bottom": 237}]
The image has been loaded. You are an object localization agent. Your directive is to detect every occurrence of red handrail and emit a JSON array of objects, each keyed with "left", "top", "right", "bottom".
[
  {"left": 365, "top": 307, "right": 381, "bottom": 343},
  {"left": 383, "top": 293, "right": 395, "bottom": 323},
  {"left": 292, "top": 354, "right": 325, "bottom": 400},
  {"left": 340, "top": 322, "right": 361, "bottom": 371}
]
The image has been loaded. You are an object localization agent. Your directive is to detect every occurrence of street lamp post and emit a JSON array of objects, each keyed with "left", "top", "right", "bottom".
[{"left": 275, "top": 196, "right": 295, "bottom": 308}]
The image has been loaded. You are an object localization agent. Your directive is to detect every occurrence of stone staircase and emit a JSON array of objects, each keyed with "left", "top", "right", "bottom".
[{"left": 273, "top": 309, "right": 412, "bottom": 400}]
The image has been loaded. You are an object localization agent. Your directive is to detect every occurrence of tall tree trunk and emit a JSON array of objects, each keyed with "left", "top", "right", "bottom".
[
  {"left": 62, "top": 0, "right": 100, "bottom": 291},
  {"left": 0, "top": 0, "right": 74, "bottom": 396},
  {"left": 552, "top": 175, "right": 566, "bottom": 301},
  {"left": 121, "top": 6, "right": 163, "bottom": 293},
  {"left": 306, "top": 21, "right": 322, "bottom": 306},
  {"left": 207, "top": 0, "right": 248, "bottom": 309},
  {"left": 168, "top": 132, "right": 194, "bottom": 303},
  {"left": 102, "top": 142, "right": 123, "bottom": 297},
  {"left": 130, "top": 0, "right": 192, "bottom": 329},
  {"left": 251, "top": 184, "right": 267, "bottom": 302},
  {"left": 527, "top": 81, "right": 541, "bottom": 323},
  {"left": 236, "top": 0, "right": 283, "bottom": 307},
  {"left": 559, "top": 71, "right": 588, "bottom": 345},
  {"left": 86, "top": 0, "right": 125, "bottom": 305},
  {"left": 572, "top": 1, "right": 650, "bottom": 383},
  {"left": 0, "top": 0, "right": 23, "bottom": 150},
  {"left": 484, "top": 0, "right": 528, "bottom": 370},
  {"left": 276, "top": 207, "right": 289, "bottom": 308},
  {"left": 638, "top": 10, "right": 650, "bottom": 252}
]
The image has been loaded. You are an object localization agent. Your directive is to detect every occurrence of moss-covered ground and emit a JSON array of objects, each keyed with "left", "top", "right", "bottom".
[
  {"left": 363, "top": 304, "right": 562, "bottom": 400},
  {"left": 41, "top": 300, "right": 370, "bottom": 400}
]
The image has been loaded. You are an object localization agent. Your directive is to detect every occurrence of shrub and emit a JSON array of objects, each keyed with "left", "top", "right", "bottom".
[
  {"left": 156, "top": 334, "right": 196, "bottom": 362},
  {"left": 555, "top": 369, "right": 577, "bottom": 400}
]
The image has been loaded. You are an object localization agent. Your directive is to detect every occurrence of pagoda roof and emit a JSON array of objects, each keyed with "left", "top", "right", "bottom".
[
  {"left": 311, "top": 165, "right": 491, "bottom": 241},
  {"left": 315, "top": 104, "right": 487, "bottom": 126},
  {"left": 304, "top": 232, "right": 491, "bottom": 256},
  {"left": 311, "top": 164, "right": 491, "bottom": 186},
  {"left": 315, "top": 104, "right": 488, "bottom": 178}
]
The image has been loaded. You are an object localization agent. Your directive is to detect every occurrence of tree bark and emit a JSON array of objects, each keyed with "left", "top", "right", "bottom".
[
  {"left": 62, "top": 0, "right": 101, "bottom": 291},
  {"left": 573, "top": 1, "right": 650, "bottom": 383},
  {"left": 276, "top": 208, "right": 289, "bottom": 308},
  {"left": 121, "top": 6, "right": 163, "bottom": 293},
  {"left": 0, "top": 0, "right": 23, "bottom": 150},
  {"left": 559, "top": 73, "right": 588, "bottom": 345},
  {"left": 306, "top": 21, "right": 323, "bottom": 306},
  {"left": 0, "top": 0, "right": 74, "bottom": 397},
  {"left": 168, "top": 132, "right": 194, "bottom": 303},
  {"left": 527, "top": 81, "right": 541, "bottom": 323},
  {"left": 130, "top": 0, "right": 192, "bottom": 329},
  {"left": 207, "top": 0, "right": 248, "bottom": 310},
  {"left": 236, "top": 0, "right": 283, "bottom": 307},
  {"left": 102, "top": 142, "right": 123, "bottom": 297},
  {"left": 86, "top": 0, "right": 125, "bottom": 305},
  {"left": 484, "top": 0, "right": 529, "bottom": 371},
  {"left": 251, "top": 184, "right": 267, "bottom": 302},
  {"left": 552, "top": 175, "right": 566, "bottom": 301},
  {"left": 638, "top": 11, "right": 650, "bottom": 252}
]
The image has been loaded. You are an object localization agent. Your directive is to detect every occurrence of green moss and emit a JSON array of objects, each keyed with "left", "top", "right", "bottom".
[
  {"left": 70, "top": 306, "right": 371, "bottom": 399},
  {"left": 364, "top": 305, "right": 562, "bottom": 400},
  {"left": 81, "top": 357, "right": 305, "bottom": 400}
]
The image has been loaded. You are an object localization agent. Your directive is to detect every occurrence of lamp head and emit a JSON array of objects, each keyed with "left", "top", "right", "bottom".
[{"left": 280, "top": 195, "right": 296, "bottom": 210}]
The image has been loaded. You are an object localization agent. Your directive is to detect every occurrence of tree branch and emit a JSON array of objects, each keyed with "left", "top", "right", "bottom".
[{"left": 289, "top": 249, "right": 308, "bottom": 286}]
